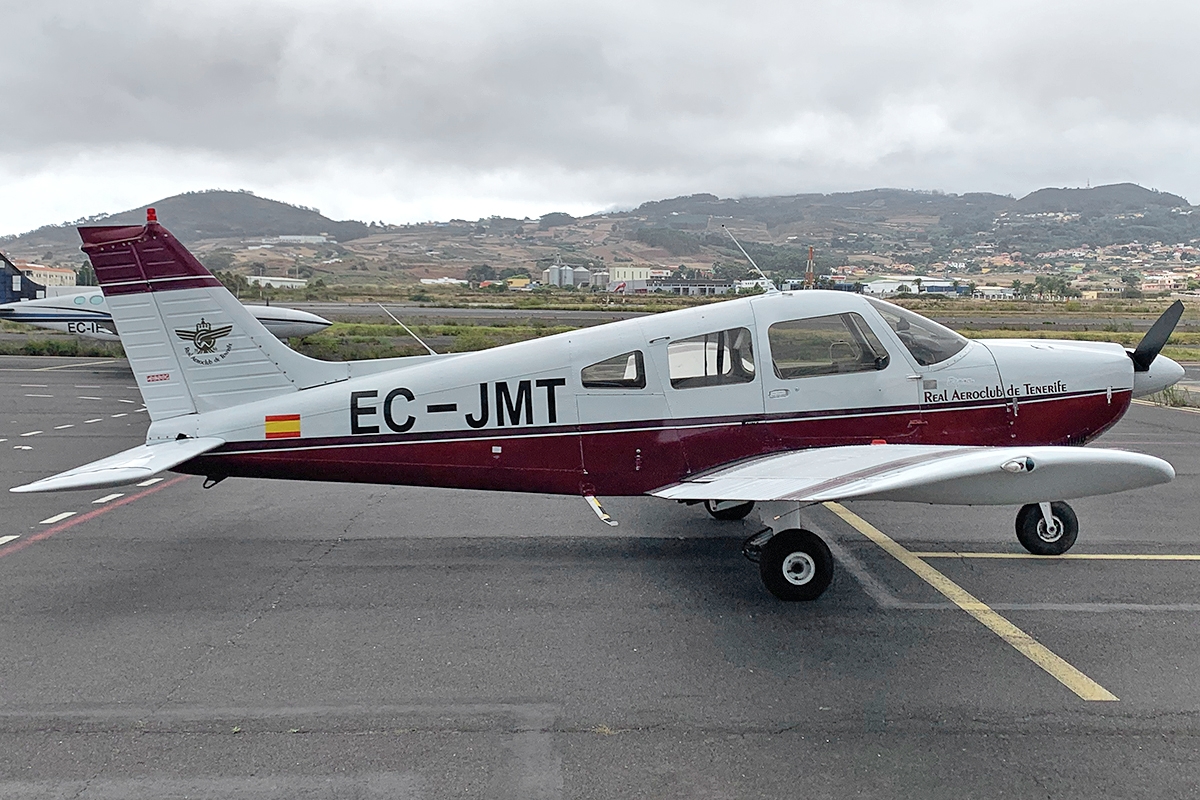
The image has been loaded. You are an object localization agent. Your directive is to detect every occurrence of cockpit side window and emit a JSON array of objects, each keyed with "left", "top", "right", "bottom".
[
  {"left": 768, "top": 313, "right": 890, "bottom": 379},
  {"left": 667, "top": 327, "right": 756, "bottom": 389},
  {"left": 581, "top": 351, "right": 646, "bottom": 389},
  {"left": 866, "top": 297, "right": 968, "bottom": 366}
]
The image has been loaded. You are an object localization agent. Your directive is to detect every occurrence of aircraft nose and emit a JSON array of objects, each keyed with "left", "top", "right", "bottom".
[{"left": 1132, "top": 355, "right": 1186, "bottom": 398}]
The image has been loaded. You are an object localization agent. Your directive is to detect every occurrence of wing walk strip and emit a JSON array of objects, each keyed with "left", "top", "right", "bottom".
[{"left": 825, "top": 502, "right": 1119, "bottom": 702}]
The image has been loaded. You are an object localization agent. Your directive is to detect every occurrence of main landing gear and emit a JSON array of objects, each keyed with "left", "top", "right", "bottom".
[
  {"left": 701, "top": 497, "right": 1083, "bottom": 601},
  {"left": 1015, "top": 501, "right": 1079, "bottom": 555},
  {"left": 708, "top": 500, "right": 837, "bottom": 602},
  {"left": 752, "top": 529, "right": 834, "bottom": 601}
]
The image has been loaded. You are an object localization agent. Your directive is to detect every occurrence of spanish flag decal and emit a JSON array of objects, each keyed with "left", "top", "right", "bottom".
[{"left": 265, "top": 414, "right": 301, "bottom": 439}]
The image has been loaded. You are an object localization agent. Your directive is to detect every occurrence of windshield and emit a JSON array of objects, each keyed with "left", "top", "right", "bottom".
[{"left": 866, "top": 298, "right": 967, "bottom": 366}]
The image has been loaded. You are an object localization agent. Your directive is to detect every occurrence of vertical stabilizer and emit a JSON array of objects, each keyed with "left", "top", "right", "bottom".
[{"left": 80, "top": 213, "right": 347, "bottom": 422}]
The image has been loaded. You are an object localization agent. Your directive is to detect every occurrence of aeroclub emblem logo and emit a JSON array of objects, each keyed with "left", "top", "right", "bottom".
[{"left": 175, "top": 318, "right": 234, "bottom": 365}]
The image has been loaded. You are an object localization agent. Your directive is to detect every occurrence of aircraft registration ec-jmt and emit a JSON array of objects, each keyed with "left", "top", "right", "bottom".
[{"left": 11, "top": 211, "right": 1187, "bottom": 601}]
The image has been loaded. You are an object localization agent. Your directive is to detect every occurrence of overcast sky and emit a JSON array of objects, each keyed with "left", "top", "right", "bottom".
[{"left": 1, "top": 0, "right": 1197, "bottom": 235}]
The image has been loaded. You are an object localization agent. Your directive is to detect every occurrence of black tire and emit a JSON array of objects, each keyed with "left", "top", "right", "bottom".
[
  {"left": 759, "top": 529, "right": 834, "bottom": 601},
  {"left": 704, "top": 499, "right": 755, "bottom": 521},
  {"left": 1016, "top": 502, "right": 1079, "bottom": 555}
]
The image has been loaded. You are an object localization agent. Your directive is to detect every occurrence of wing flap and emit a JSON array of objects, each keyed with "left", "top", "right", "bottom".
[
  {"left": 10, "top": 437, "right": 225, "bottom": 493},
  {"left": 652, "top": 444, "right": 1174, "bottom": 506}
]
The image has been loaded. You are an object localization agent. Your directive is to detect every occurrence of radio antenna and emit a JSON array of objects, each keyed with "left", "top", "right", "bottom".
[
  {"left": 721, "top": 225, "right": 777, "bottom": 293},
  {"left": 378, "top": 304, "right": 438, "bottom": 356}
]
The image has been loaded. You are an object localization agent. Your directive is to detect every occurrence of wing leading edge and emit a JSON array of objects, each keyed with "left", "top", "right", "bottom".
[
  {"left": 10, "top": 437, "right": 225, "bottom": 493},
  {"left": 650, "top": 444, "right": 1174, "bottom": 506}
]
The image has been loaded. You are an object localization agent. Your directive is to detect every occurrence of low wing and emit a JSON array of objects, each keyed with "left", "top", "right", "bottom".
[
  {"left": 10, "top": 437, "right": 225, "bottom": 493},
  {"left": 651, "top": 444, "right": 1174, "bottom": 506}
]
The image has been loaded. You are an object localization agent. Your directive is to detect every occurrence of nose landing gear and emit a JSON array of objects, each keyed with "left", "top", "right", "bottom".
[{"left": 1015, "top": 501, "right": 1078, "bottom": 555}]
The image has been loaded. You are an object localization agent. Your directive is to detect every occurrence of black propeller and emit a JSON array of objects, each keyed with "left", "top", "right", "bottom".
[{"left": 1130, "top": 300, "right": 1184, "bottom": 372}]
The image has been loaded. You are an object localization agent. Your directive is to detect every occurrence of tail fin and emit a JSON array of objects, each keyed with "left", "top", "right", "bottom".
[{"left": 81, "top": 212, "right": 348, "bottom": 422}]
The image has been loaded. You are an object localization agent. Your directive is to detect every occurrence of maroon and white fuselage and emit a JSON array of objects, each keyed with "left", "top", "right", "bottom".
[{"left": 11, "top": 217, "right": 1181, "bottom": 515}]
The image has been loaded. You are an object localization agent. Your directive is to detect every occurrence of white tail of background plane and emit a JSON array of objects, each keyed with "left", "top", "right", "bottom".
[{"left": 80, "top": 211, "right": 349, "bottom": 421}]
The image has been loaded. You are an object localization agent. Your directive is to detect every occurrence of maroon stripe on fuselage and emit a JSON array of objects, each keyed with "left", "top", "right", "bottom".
[{"left": 178, "top": 390, "right": 1132, "bottom": 496}]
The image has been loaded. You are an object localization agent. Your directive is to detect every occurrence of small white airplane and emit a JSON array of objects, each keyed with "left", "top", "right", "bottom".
[
  {"left": 10, "top": 211, "right": 1187, "bottom": 601},
  {"left": 0, "top": 251, "right": 332, "bottom": 341}
]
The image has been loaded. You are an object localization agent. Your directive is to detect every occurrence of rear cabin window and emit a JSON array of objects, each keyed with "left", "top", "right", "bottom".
[
  {"left": 581, "top": 351, "right": 646, "bottom": 389},
  {"left": 768, "top": 313, "right": 890, "bottom": 379},
  {"left": 866, "top": 298, "right": 968, "bottom": 366},
  {"left": 668, "top": 328, "right": 756, "bottom": 389}
]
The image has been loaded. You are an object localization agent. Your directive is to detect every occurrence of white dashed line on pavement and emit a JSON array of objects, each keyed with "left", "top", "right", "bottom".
[
  {"left": 83, "top": 418, "right": 103, "bottom": 424},
  {"left": 20, "top": 431, "right": 42, "bottom": 437},
  {"left": 12, "top": 446, "right": 31, "bottom": 450},
  {"left": 53, "top": 424, "right": 74, "bottom": 430},
  {"left": 77, "top": 396, "right": 103, "bottom": 400},
  {"left": 20, "top": 384, "right": 47, "bottom": 388},
  {"left": 92, "top": 493, "right": 124, "bottom": 504},
  {"left": 116, "top": 399, "right": 137, "bottom": 404},
  {"left": 136, "top": 477, "right": 164, "bottom": 487},
  {"left": 0, "top": 536, "right": 19, "bottom": 546},
  {"left": 24, "top": 394, "right": 52, "bottom": 398},
  {"left": 39, "top": 512, "right": 76, "bottom": 525},
  {"left": 111, "top": 413, "right": 127, "bottom": 418}
]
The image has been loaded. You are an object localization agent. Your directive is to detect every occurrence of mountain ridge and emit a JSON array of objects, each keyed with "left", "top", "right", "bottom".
[{"left": 1, "top": 190, "right": 370, "bottom": 255}]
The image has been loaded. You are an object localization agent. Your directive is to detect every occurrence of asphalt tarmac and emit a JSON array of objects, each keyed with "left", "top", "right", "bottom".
[{"left": 3, "top": 355, "right": 1200, "bottom": 799}]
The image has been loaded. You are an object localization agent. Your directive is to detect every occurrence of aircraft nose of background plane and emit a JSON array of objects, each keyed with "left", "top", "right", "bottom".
[{"left": 1132, "top": 355, "right": 1186, "bottom": 398}]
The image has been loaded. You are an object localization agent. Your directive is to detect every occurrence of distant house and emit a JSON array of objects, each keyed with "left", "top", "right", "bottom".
[{"left": 1141, "top": 273, "right": 1187, "bottom": 293}]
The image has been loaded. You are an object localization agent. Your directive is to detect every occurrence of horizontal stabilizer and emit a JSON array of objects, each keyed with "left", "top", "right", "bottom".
[
  {"left": 651, "top": 444, "right": 1174, "bottom": 506},
  {"left": 10, "top": 437, "right": 225, "bottom": 493}
]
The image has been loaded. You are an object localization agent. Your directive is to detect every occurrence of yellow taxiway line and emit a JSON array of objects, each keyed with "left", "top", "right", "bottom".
[
  {"left": 913, "top": 552, "right": 1200, "bottom": 561},
  {"left": 825, "top": 502, "right": 1119, "bottom": 702}
]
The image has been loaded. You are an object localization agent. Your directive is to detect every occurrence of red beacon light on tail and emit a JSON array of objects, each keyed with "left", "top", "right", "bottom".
[{"left": 146, "top": 207, "right": 157, "bottom": 223}]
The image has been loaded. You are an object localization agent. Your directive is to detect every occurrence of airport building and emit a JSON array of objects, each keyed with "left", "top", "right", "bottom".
[
  {"left": 648, "top": 277, "right": 735, "bottom": 296},
  {"left": 247, "top": 275, "right": 308, "bottom": 289},
  {"left": 17, "top": 264, "right": 76, "bottom": 287}
]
